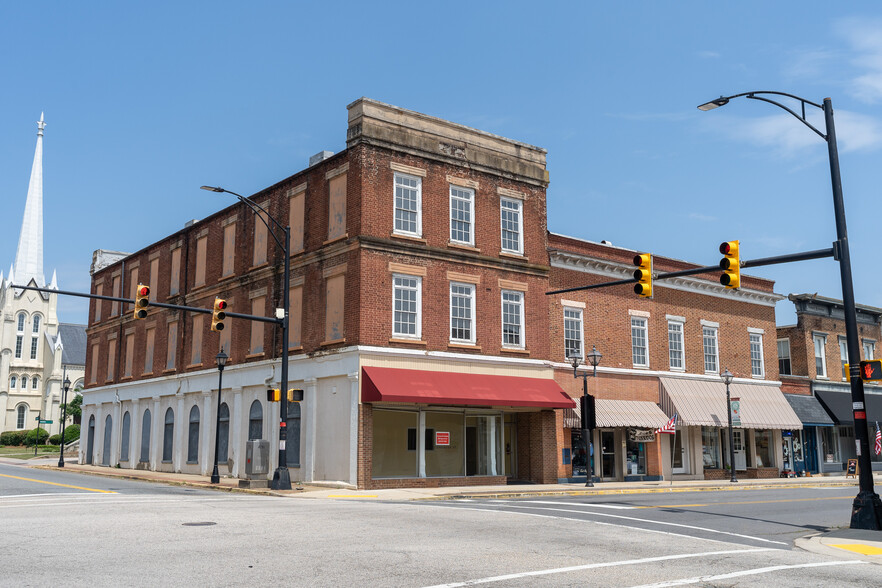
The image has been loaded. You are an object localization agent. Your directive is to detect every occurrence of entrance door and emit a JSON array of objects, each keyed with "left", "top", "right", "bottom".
[
  {"left": 86, "top": 415, "right": 95, "bottom": 465},
  {"left": 600, "top": 430, "right": 617, "bottom": 480},
  {"left": 504, "top": 418, "right": 516, "bottom": 478},
  {"left": 672, "top": 429, "right": 690, "bottom": 474},
  {"left": 804, "top": 427, "right": 819, "bottom": 473},
  {"left": 102, "top": 415, "right": 112, "bottom": 466},
  {"left": 733, "top": 429, "right": 746, "bottom": 471}
]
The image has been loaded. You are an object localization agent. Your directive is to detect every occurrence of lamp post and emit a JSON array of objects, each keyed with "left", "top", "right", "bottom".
[
  {"left": 211, "top": 351, "right": 228, "bottom": 484},
  {"left": 720, "top": 369, "right": 737, "bottom": 483},
  {"left": 57, "top": 375, "right": 71, "bottom": 468},
  {"left": 699, "top": 91, "right": 882, "bottom": 529},
  {"left": 569, "top": 345, "right": 602, "bottom": 487},
  {"left": 201, "top": 186, "right": 293, "bottom": 491}
]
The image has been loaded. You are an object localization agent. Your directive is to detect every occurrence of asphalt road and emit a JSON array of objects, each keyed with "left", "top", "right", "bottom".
[{"left": 1, "top": 462, "right": 877, "bottom": 587}]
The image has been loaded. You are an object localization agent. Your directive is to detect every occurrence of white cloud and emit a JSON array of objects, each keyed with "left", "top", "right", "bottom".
[
  {"left": 835, "top": 18, "right": 882, "bottom": 102},
  {"left": 688, "top": 212, "right": 717, "bottom": 222},
  {"left": 697, "top": 50, "right": 720, "bottom": 59}
]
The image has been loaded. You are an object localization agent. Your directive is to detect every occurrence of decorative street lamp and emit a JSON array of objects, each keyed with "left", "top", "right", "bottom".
[
  {"left": 699, "top": 91, "right": 882, "bottom": 529},
  {"left": 58, "top": 375, "right": 71, "bottom": 468},
  {"left": 720, "top": 368, "right": 737, "bottom": 484},
  {"left": 201, "top": 186, "right": 293, "bottom": 491},
  {"left": 568, "top": 345, "right": 602, "bottom": 487},
  {"left": 211, "top": 351, "right": 228, "bottom": 485}
]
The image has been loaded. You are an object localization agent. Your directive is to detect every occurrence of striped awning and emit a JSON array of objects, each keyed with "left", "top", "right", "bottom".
[
  {"left": 660, "top": 377, "right": 802, "bottom": 429},
  {"left": 563, "top": 399, "right": 670, "bottom": 429}
]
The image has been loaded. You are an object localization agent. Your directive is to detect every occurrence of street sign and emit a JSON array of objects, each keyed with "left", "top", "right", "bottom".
[
  {"left": 860, "top": 359, "right": 882, "bottom": 381},
  {"left": 39, "top": 420, "right": 53, "bottom": 424}
]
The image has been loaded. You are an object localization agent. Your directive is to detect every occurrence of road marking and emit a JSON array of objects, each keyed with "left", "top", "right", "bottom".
[
  {"left": 636, "top": 496, "right": 852, "bottom": 509},
  {"left": 420, "top": 548, "right": 774, "bottom": 588},
  {"left": 516, "top": 500, "right": 635, "bottom": 509},
  {"left": 630, "top": 560, "right": 866, "bottom": 587},
  {"left": 829, "top": 543, "right": 882, "bottom": 555},
  {"left": 0, "top": 492, "right": 92, "bottom": 499},
  {"left": 492, "top": 503, "right": 787, "bottom": 545},
  {"left": 0, "top": 473, "right": 116, "bottom": 493}
]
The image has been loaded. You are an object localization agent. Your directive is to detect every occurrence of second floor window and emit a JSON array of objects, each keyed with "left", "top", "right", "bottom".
[
  {"left": 501, "top": 290, "right": 524, "bottom": 348},
  {"left": 814, "top": 334, "right": 827, "bottom": 378},
  {"left": 450, "top": 282, "right": 475, "bottom": 343},
  {"left": 668, "top": 321, "right": 684, "bottom": 370},
  {"left": 631, "top": 316, "right": 648, "bottom": 367},
  {"left": 30, "top": 337, "right": 38, "bottom": 360},
  {"left": 839, "top": 338, "right": 848, "bottom": 380},
  {"left": 394, "top": 173, "right": 421, "bottom": 237},
  {"left": 778, "top": 339, "right": 792, "bottom": 375},
  {"left": 500, "top": 197, "right": 523, "bottom": 254},
  {"left": 450, "top": 186, "right": 474, "bottom": 245},
  {"left": 863, "top": 340, "right": 875, "bottom": 360},
  {"left": 749, "top": 333, "right": 764, "bottom": 378},
  {"left": 564, "top": 308, "right": 583, "bottom": 361},
  {"left": 392, "top": 275, "right": 421, "bottom": 339},
  {"left": 703, "top": 327, "right": 718, "bottom": 373}
]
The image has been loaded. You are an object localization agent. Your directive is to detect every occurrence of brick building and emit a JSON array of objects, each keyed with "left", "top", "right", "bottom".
[{"left": 777, "top": 293, "right": 882, "bottom": 474}]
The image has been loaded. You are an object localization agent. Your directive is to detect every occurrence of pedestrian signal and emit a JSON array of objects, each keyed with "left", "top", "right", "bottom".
[
  {"left": 287, "top": 389, "right": 304, "bottom": 403},
  {"left": 633, "top": 253, "right": 653, "bottom": 298},
  {"left": 211, "top": 298, "right": 227, "bottom": 332},
  {"left": 267, "top": 388, "right": 281, "bottom": 402},
  {"left": 719, "top": 241, "right": 740, "bottom": 289},
  {"left": 134, "top": 284, "right": 150, "bottom": 319},
  {"left": 860, "top": 359, "right": 882, "bottom": 382}
]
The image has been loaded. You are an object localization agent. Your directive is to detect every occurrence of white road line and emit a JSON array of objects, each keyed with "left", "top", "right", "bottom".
[
  {"left": 420, "top": 548, "right": 775, "bottom": 588},
  {"left": 0, "top": 492, "right": 92, "bottom": 499},
  {"left": 630, "top": 560, "right": 867, "bottom": 587},
  {"left": 517, "top": 500, "right": 635, "bottom": 509},
  {"left": 492, "top": 503, "right": 788, "bottom": 545}
]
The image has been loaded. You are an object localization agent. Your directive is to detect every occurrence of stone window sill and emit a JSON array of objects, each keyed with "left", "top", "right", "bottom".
[
  {"left": 448, "top": 342, "right": 481, "bottom": 351},
  {"left": 320, "top": 338, "right": 346, "bottom": 347},
  {"left": 448, "top": 242, "right": 480, "bottom": 253},
  {"left": 389, "top": 338, "right": 427, "bottom": 346}
]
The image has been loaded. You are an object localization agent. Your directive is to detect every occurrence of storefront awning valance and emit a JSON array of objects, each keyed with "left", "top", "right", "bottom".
[
  {"left": 815, "top": 389, "right": 882, "bottom": 425},
  {"left": 563, "top": 400, "right": 670, "bottom": 429},
  {"left": 659, "top": 377, "right": 802, "bottom": 429},
  {"left": 783, "top": 393, "right": 835, "bottom": 426},
  {"left": 362, "top": 367, "right": 576, "bottom": 409}
]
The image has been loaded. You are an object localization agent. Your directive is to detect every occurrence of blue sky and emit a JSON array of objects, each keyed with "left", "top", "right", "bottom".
[{"left": 2, "top": 2, "right": 882, "bottom": 326}]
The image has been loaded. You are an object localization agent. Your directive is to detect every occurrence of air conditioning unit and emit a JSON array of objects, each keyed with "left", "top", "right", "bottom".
[{"left": 244, "top": 440, "right": 270, "bottom": 477}]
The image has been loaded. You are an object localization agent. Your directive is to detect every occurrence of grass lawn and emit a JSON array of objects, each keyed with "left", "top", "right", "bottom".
[{"left": 0, "top": 445, "right": 61, "bottom": 459}]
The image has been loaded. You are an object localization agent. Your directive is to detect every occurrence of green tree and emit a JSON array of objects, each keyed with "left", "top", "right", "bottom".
[{"left": 60, "top": 392, "right": 82, "bottom": 422}]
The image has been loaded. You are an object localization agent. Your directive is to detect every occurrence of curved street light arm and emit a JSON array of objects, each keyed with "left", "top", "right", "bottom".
[
  {"left": 744, "top": 94, "right": 827, "bottom": 141},
  {"left": 202, "top": 186, "right": 286, "bottom": 252},
  {"left": 699, "top": 91, "right": 827, "bottom": 141}
]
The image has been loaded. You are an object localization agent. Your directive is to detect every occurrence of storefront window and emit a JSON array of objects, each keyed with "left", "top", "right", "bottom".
[
  {"left": 626, "top": 432, "right": 647, "bottom": 475},
  {"left": 425, "top": 412, "right": 464, "bottom": 477},
  {"left": 465, "top": 415, "right": 502, "bottom": 476},
  {"left": 755, "top": 429, "right": 773, "bottom": 468},
  {"left": 701, "top": 427, "right": 721, "bottom": 469},
  {"left": 821, "top": 427, "right": 840, "bottom": 463},
  {"left": 372, "top": 409, "right": 418, "bottom": 478}
]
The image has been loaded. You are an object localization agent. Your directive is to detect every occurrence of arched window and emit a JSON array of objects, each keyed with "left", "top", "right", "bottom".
[
  {"left": 16, "top": 405, "right": 27, "bottom": 429},
  {"left": 86, "top": 415, "right": 95, "bottom": 465},
  {"left": 10, "top": 375, "right": 17, "bottom": 389},
  {"left": 120, "top": 411, "right": 131, "bottom": 461},
  {"left": 21, "top": 376, "right": 28, "bottom": 390},
  {"left": 102, "top": 415, "right": 113, "bottom": 466},
  {"left": 140, "top": 409, "right": 152, "bottom": 463},
  {"left": 248, "top": 400, "right": 263, "bottom": 440},
  {"left": 187, "top": 406, "right": 200, "bottom": 464},
  {"left": 286, "top": 402, "right": 301, "bottom": 467},
  {"left": 218, "top": 403, "right": 230, "bottom": 463},
  {"left": 17, "top": 313, "right": 26, "bottom": 332},
  {"left": 32, "top": 315, "right": 41, "bottom": 333},
  {"left": 162, "top": 408, "right": 174, "bottom": 462},
  {"left": 32, "top": 376, "right": 39, "bottom": 390}
]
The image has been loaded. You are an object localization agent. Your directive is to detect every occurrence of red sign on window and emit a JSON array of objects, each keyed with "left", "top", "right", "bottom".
[{"left": 436, "top": 432, "right": 450, "bottom": 446}]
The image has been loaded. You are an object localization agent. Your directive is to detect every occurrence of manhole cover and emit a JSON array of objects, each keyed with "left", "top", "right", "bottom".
[{"left": 182, "top": 522, "right": 217, "bottom": 527}]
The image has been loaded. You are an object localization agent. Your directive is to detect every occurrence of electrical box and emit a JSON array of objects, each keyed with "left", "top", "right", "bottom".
[{"left": 245, "top": 439, "right": 270, "bottom": 477}]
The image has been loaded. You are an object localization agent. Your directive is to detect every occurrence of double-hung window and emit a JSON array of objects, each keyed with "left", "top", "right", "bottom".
[
  {"left": 450, "top": 186, "right": 474, "bottom": 246},
  {"left": 813, "top": 334, "right": 827, "bottom": 378},
  {"left": 668, "top": 320, "right": 684, "bottom": 371},
  {"left": 631, "top": 316, "right": 648, "bottom": 367},
  {"left": 394, "top": 173, "right": 422, "bottom": 237},
  {"left": 392, "top": 274, "right": 421, "bottom": 339},
  {"left": 703, "top": 326, "right": 719, "bottom": 373},
  {"left": 778, "top": 339, "right": 792, "bottom": 375},
  {"left": 450, "top": 282, "right": 476, "bottom": 344},
  {"left": 500, "top": 197, "right": 523, "bottom": 254},
  {"left": 749, "top": 332, "right": 764, "bottom": 378},
  {"left": 839, "top": 337, "right": 848, "bottom": 380},
  {"left": 564, "top": 307, "right": 584, "bottom": 361},
  {"left": 501, "top": 290, "right": 524, "bottom": 348},
  {"left": 863, "top": 340, "right": 875, "bottom": 360}
]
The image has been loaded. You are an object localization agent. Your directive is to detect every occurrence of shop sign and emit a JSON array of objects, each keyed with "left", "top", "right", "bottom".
[
  {"left": 436, "top": 431, "right": 450, "bottom": 446},
  {"left": 628, "top": 428, "right": 656, "bottom": 442},
  {"left": 730, "top": 398, "right": 741, "bottom": 427}
]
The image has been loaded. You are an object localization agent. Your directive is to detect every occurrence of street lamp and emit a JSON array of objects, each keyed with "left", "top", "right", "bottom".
[
  {"left": 201, "top": 185, "right": 293, "bottom": 491},
  {"left": 57, "top": 375, "right": 71, "bottom": 468},
  {"left": 699, "top": 90, "right": 882, "bottom": 529},
  {"left": 569, "top": 345, "right": 602, "bottom": 487},
  {"left": 211, "top": 351, "right": 228, "bottom": 484},
  {"left": 720, "top": 369, "right": 737, "bottom": 484}
]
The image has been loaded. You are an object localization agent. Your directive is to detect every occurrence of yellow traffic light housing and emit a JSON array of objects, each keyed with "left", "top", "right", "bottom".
[
  {"left": 633, "top": 253, "right": 653, "bottom": 298},
  {"left": 211, "top": 298, "right": 227, "bottom": 332},
  {"left": 719, "top": 240, "right": 741, "bottom": 289},
  {"left": 134, "top": 284, "right": 150, "bottom": 319},
  {"left": 267, "top": 388, "right": 281, "bottom": 402},
  {"left": 287, "top": 389, "right": 304, "bottom": 403}
]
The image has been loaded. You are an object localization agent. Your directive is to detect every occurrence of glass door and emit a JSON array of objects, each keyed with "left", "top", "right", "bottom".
[
  {"left": 600, "top": 430, "right": 617, "bottom": 480},
  {"left": 672, "top": 429, "right": 690, "bottom": 474},
  {"left": 733, "top": 429, "right": 747, "bottom": 471}
]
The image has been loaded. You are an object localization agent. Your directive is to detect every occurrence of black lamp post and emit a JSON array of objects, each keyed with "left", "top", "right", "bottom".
[
  {"left": 211, "top": 351, "right": 228, "bottom": 484},
  {"left": 720, "top": 369, "right": 737, "bottom": 483},
  {"left": 699, "top": 91, "right": 882, "bottom": 529},
  {"left": 569, "top": 345, "right": 602, "bottom": 487},
  {"left": 57, "top": 375, "right": 71, "bottom": 468},
  {"left": 201, "top": 185, "right": 293, "bottom": 491}
]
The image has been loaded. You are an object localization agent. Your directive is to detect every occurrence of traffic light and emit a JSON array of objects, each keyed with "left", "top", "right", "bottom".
[
  {"left": 267, "top": 388, "right": 281, "bottom": 402},
  {"left": 860, "top": 359, "right": 882, "bottom": 381},
  {"left": 287, "top": 389, "right": 304, "bottom": 403},
  {"left": 211, "top": 298, "right": 227, "bottom": 332},
  {"left": 719, "top": 240, "right": 741, "bottom": 289},
  {"left": 133, "top": 284, "right": 149, "bottom": 319},
  {"left": 633, "top": 253, "right": 653, "bottom": 298}
]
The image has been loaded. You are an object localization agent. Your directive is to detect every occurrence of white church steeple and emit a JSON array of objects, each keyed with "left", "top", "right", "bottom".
[{"left": 13, "top": 113, "right": 46, "bottom": 288}]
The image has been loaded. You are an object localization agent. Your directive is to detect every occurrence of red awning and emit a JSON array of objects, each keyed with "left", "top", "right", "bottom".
[{"left": 362, "top": 367, "right": 576, "bottom": 409}]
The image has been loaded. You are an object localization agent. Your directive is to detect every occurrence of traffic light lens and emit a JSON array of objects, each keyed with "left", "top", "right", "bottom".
[
  {"left": 720, "top": 242, "right": 731, "bottom": 254},
  {"left": 138, "top": 286, "right": 149, "bottom": 296},
  {"left": 214, "top": 322, "right": 225, "bottom": 331},
  {"left": 217, "top": 301, "right": 227, "bottom": 310}
]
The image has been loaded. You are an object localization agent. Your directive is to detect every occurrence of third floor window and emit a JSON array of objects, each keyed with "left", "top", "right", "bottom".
[
  {"left": 500, "top": 197, "right": 523, "bottom": 255},
  {"left": 394, "top": 173, "right": 422, "bottom": 237},
  {"left": 450, "top": 186, "right": 474, "bottom": 246}
]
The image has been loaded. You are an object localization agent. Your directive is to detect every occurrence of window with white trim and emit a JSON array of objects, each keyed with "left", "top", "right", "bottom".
[
  {"left": 668, "top": 321, "right": 684, "bottom": 371},
  {"left": 813, "top": 334, "right": 827, "bottom": 378},
  {"left": 392, "top": 274, "right": 422, "bottom": 339},
  {"left": 839, "top": 337, "right": 848, "bottom": 380},
  {"left": 17, "top": 405, "right": 26, "bottom": 429},
  {"left": 21, "top": 376, "right": 28, "bottom": 390},
  {"left": 564, "top": 308, "right": 584, "bottom": 360},
  {"left": 863, "top": 340, "right": 875, "bottom": 360},
  {"left": 500, "top": 197, "right": 523, "bottom": 254},
  {"left": 749, "top": 333, "right": 764, "bottom": 377},
  {"left": 393, "top": 173, "right": 422, "bottom": 237},
  {"left": 32, "top": 376, "right": 39, "bottom": 390},
  {"left": 450, "top": 282, "right": 476, "bottom": 343},
  {"left": 10, "top": 375, "right": 16, "bottom": 389},
  {"left": 30, "top": 336, "right": 38, "bottom": 360},
  {"left": 449, "top": 186, "right": 474, "bottom": 245},
  {"left": 703, "top": 326, "right": 719, "bottom": 373},
  {"left": 17, "top": 313, "right": 26, "bottom": 332},
  {"left": 15, "top": 313, "right": 24, "bottom": 359},
  {"left": 32, "top": 315, "right": 41, "bottom": 334},
  {"left": 631, "top": 316, "right": 648, "bottom": 367},
  {"left": 778, "top": 339, "right": 791, "bottom": 375},
  {"left": 501, "top": 290, "right": 524, "bottom": 348}
]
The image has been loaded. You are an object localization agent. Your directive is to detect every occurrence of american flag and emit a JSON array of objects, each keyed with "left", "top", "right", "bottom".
[
  {"left": 873, "top": 421, "right": 882, "bottom": 455},
  {"left": 656, "top": 413, "right": 677, "bottom": 435}
]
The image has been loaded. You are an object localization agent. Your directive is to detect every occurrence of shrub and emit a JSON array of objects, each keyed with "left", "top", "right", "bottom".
[
  {"left": 0, "top": 430, "right": 27, "bottom": 446},
  {"left": 48, "top": 434, "right": 62, "bottom": 445},
  {"left": 25, "top": 427, "right": 49, "bottom": 445},
  {"left": 63, "top": 424, "right": 81, "bottom": 444}
]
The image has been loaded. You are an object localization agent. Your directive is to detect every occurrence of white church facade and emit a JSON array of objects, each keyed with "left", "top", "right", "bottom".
[{"left": 0, "top": 115, "right": 86, "bottom": 437}]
